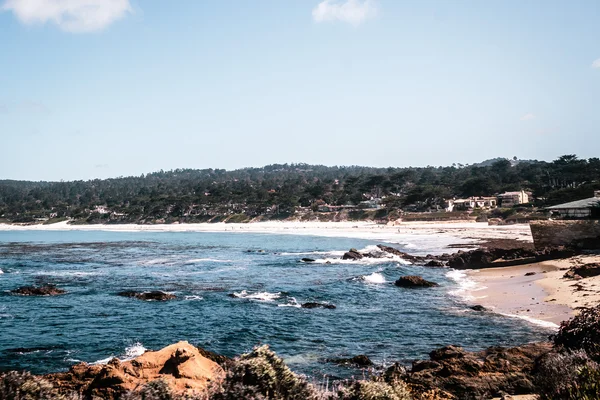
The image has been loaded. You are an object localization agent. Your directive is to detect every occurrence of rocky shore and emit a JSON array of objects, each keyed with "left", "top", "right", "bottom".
[{"left": 4, "top": 303, "right": 600, "bottom": 400}]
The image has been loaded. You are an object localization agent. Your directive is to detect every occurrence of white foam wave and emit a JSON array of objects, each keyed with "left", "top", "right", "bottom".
[
  {"left": 185, "top": 258, "right": 232, "bottom": 264},
  {"left": 35, "top": 271, "right": 100, "bottom": 277},
  {"left": 361, "top": 272, "right": 387, "bottom": 284},
  {"left": 280, "top": 250, "right": 346, "bottom": 257},
  {"left": 0, "top": 269, "right": 3, "bottom": 274},
  {"left": 499, "top": 313, "right": 560, "bottom": 330},
  {"left": 232, "top": 290, "right": 281, "bottom": 301},
  {"left": 314, "top": 257, "right": 411, "bottom": 266},
  {"left": 91, "top": 342, "right": 147, "bottom": 365},
  {"left": 0, "top": 314, "right": 14, "bottom": 319},
  {"left": 446, "top": 270, "right": 487, "bottom": 301},
  {"left": 184, "top": 295, "right": 204, "bottom": 301},
  {"left": 278, "top": 296, "right": 301, "bottom": 308}
]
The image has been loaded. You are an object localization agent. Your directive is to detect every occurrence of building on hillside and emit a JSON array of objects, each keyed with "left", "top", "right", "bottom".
[
  {"left": 546, "top": 191, "right": 600, "bottom": 219},
  {"left": 497, "top": 190, "right": 529, "bottom": 207},
  {"left": 446, "top": 197, "right": 497, "bottom": 212}
]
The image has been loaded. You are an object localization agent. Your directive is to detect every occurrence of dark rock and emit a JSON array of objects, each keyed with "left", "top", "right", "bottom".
[
  {"left": 301, "top": 258, "right": 316, "bottom": 263},
  {"left": 327, "top": 354, "right": 374, "bottom": 367},
  {"left": 394, "top": 275, "right": 439, "bottom": 288},
  {"left": 301, "top": 302, "right": 336, "bottom": 309},
  {"left": 117, "top": 290, "right": 175, "bottom": 301},
  {"left": 11, "top": 285, "right": 66, "bottom": 296},
  {"left": 425, "top": 260, "right": 445, "bottom": 267},
  {"left": 342, "top": 249, "right": 363, "bottom": 260},
  {"left": 565, "top": 263, "right": 600, "bottom": 279},
  {"left": 524, "top": 272, "right": 536, "bottom": 276},
  {"left": 405, "top": 342, "right": 552, "bottom": 400},
  {"left": 470, "top": 305, "right": 487, "bottom": 312},
  {"left": 376, "top": 245, "right": 423, "bottom": 262}
]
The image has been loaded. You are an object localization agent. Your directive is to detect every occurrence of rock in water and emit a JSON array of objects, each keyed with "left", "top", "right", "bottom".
[
  {"left": 46, "top": 341, "right": 224, "bottom": 399},
  {"left": 11, "top": 285, "right": 66, "bottom": 296},
  {"left": 425, "top": 260, "right": 445, "bottom": 267},
  {"left": 327, "top": 354, "right": 374, "bottom": 367},
  {"left": 342, "top": 248, "right": 363, "bottom": 260},
  {"left": 394, "top": 276, "right": 439, "bottom": 288},
  {"left": 301, "top": 302, "right": 336, "bottom": 309},
  {"left": 117, "top": 291, "right": 176, "bottom": 301},
  {"left": 301, "top": 258, "right": 316, "bottom": 263},
  {"left": 470, "top": 305, "right": 487, "bottom": 312}
]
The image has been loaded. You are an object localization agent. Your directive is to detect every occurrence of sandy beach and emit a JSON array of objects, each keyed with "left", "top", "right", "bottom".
[
  {"left": 0, "top": 220, "right": 533, "bottom": 249},
  {"left": 466, "top": 255, "right": 600, "bottom": 328}
]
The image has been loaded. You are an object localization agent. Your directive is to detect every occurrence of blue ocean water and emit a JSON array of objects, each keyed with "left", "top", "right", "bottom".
[{"left": 0, "top": 230, "right": 550, "bottom": 378}]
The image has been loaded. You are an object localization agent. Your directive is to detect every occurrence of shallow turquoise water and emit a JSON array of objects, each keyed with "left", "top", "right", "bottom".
[{"left": 0, "top": 230, "right": 550, "bottom": 378}]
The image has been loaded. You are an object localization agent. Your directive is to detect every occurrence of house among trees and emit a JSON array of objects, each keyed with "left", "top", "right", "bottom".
[
  {"left": 497, "top": 190, "right": 529, "bottom": 207},
  {"left": 446, "top": 197, "right": 497, "bottom": 211},
  {"left": 546, "top": 191, "right": 600, "bottom": 219}
]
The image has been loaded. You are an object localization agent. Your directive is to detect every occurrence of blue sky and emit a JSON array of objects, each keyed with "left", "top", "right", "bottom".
[{"left": 1, "top": 0, "right": 599, "bottom": 181}]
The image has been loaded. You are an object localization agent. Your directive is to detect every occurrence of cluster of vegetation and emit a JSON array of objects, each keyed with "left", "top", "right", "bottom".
[
  {"left": 534, "top": 304, "right": 600, "bottom": 399},
  {"left": 1, "top": 155, "right": 599, "bottom": 224}
]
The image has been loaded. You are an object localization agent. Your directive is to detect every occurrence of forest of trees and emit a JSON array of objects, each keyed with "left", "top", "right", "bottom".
[{"left": 1, "top": 155, "right": 599, "bottom": 224}]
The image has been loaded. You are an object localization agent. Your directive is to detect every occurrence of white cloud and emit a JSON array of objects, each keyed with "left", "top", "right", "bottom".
[
  {"left": 593, "top": 58, "right": 600, "bottom": 69},
  {"left": 2, "top": 0, "right": 132, "bottom": 33},
  {"left": 312, "top": 0, "right": 377, "bottom": 26},
  {"left": 520, "top": 113, "right": 536, "bottom": 121}
]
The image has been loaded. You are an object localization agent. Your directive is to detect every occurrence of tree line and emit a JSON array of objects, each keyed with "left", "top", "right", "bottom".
[{"left": 1, "top": 155, "right": 599, "bottom": 223}]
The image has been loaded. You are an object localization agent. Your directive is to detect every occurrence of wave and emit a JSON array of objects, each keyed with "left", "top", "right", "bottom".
[
  {"left": 499, "top": 313, "right": 560, "bottom": 330},
  {"left": 185, "top": 258, "right": 232, "bottom": 264},
  {"left": 280, "top": 250, "right": 346, "bottom": 257},
  {"left": 0, "top": 269, "right": 3, "bottom": 274},
  {"left": 91, "top": 342, "right": 147, "bottom": 365},
  {"left": 35, "top": 271, "right": 101, "bottom": 277},
  {"left": 446, "top": 270, "right": 487, "bottom": 301},
  {"left": 361, "top": 272, "right": 387, "bottom": 284},
  {"left": 231, "top": 290, "right": 281, "bottom": 302},
  {"left": 277, "top": 296, "right": 301, "bottom": 308},
  {"left": 184, "top": 295, "right": 203, "bottom": 301}
]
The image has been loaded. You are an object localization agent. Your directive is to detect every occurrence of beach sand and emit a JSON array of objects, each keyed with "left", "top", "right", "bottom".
[
  {"left": 0, "top": 220, "right": 533, "bottom": 249},
  {"left": 466, "top": 255, "right": 600, "bottom": 327}
]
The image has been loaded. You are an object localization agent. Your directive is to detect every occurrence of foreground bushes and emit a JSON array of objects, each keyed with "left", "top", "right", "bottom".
[{"left": 553, "top": 304, "right": 600, "bottom": 360}]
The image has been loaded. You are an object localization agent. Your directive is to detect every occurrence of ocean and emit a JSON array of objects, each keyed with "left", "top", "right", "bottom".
[{"left": 0, "top": 229, "right": 551, "bottom": 378}]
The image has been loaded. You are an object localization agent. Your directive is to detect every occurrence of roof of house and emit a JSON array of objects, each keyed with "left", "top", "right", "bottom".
[
  {"left": 499, "top": 191, "right": 524, "bottom": 196},
  {"left": 547, "top": 197, "right": 600, "bottom": 210}
]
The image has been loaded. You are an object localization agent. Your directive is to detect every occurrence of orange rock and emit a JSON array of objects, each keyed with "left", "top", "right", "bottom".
[{"left": 47, "top": 341, "right": 224, "bottom": 399}]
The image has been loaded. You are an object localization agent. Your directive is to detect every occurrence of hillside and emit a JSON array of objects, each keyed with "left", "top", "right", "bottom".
[{"left": 1, "top": 155, "right": 599, "bottom": 224}]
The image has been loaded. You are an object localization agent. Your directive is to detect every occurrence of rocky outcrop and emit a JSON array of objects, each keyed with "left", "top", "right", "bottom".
[
  {"left": 301, "top": 258, "right": 316, "bottom": 263},
  {"left": 47, "top": 341, "right": 224, "bottom": 399},
  {"left": 376, "top": 245, "right": 423, "bottom": 262},
  {"left": 470, "top": 305, "right": 487, "bottom": 312},
  {"left": 563, "top": 263, "right": 600, "bottom": 280},
  {"left": 326, "top": 354, "right": 374, "bottom": 367},
  {"left": 117, "top": 290, "right": 176, "bottom": 301},
  {"left": 404, "top": 342, "right": 552, "bottom": 400},
  {"left": 342, "top": 248, "right": 364, "bottom": 260},
  {"left": 394, "top": 275, "right": 439, "bottom": 288},
  {"left": 11, "top": 285, "right": 66, "bottom": 296},
  {"left": 301, "top": 302, "right": 336, "bottom": 309}
]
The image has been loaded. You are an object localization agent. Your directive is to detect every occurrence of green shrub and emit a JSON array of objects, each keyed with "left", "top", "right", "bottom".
[
  {"left": 334, "top": 379, "right": 412, "bottom": 400},
  {"left": 534, "top": 350, "right": 600, "bottom": 399},
  {"left": 210, "top": 345, "right": 319, "bottom": 400},
  {"left": 0, "top": 371, "right": 61, "bottom": 400},
  {"left": 553, "top": 304, "right": 600, "bottom": 360}
]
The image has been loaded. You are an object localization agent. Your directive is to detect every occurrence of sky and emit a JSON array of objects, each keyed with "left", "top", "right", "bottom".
[{"left": 1, "top": 0, "right": 599, "bottom": 181}]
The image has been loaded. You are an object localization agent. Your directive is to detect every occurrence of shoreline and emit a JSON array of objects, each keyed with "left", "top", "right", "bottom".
[
  {"left": 464, "top": 255, "right": 600, "bottom": 328},
  {"left": 0, "top": 220, "right": 533, "bottom": 250}
]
